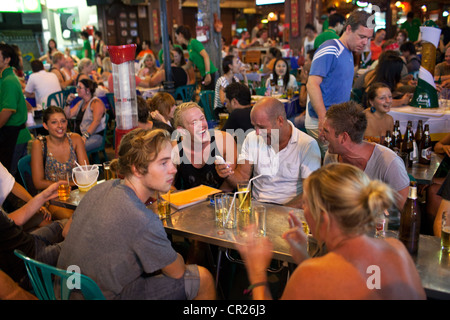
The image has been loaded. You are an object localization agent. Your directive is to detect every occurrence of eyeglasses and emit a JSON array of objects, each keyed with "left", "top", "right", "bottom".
[{"left": 76, "top": 85, "right": 86, "bottom": 90}]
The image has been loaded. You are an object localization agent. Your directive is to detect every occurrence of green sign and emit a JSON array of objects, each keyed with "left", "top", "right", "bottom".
[{"left": 0, "top": 0, "right": 42, "bottom": 13}]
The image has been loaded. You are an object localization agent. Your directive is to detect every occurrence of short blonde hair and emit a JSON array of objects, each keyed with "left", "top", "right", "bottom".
[
  {"left": 111, "top": 128, "right": 171, "bottom": 177},
  {"left": 78, "top": 58, "right": 92, "bottom": 74},
  {"left": 304, "top": 163, "right": 395, "bottom": 237},
  {"left": 173, "top": 102, "right": 204, "bottom": 128},
  {"left": 52, "top": 51, "right": 64, "bottom": 64}
]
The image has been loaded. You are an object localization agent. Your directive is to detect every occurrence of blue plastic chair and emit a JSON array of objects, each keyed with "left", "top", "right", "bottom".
[
  {"left": 87, "top": 113, "right": 109, "bottom": 164},
  {"left": 199, "top": 90, "right": 216, "bottom": 121},
  {"left": 174, "top": 84, "right": 196, "bottom": 102},
  {"left": 14, "top": 250, "right": 105, "bottom": 300},
  {"left": 46, "top": 90, "right": 66, "bottom": 108}
]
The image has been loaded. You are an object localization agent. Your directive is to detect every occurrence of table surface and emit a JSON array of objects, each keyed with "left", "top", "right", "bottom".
[
  {"left": 407, "top": 152, "right": 444, "bottom": 184},
  {"left": 51, "top": 185, "right": 450, "bottom": 299}
]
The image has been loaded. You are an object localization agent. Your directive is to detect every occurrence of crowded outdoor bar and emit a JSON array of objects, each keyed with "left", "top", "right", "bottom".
[{"left": 1, "top": 0, "right": 450, "bottom": 306}]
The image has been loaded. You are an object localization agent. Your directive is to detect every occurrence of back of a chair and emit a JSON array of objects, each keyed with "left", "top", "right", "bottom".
[
  {"left": 105, "top": 93, "right": 116, "bottom": 117},
  {"left": 17, "top": 154, "right": 37, "bottom": 195},
  {"left": 46, "top": 90, "right": 66, "bottom": 108},
  {"left": 174, "top": 84, "right": 196, "bottom": 102},
  {"left": 14, "top": 250, "right": 105, "bottom": 300},
  {"left": 199, "top": 90, "right": 216, "bottom": 121}
]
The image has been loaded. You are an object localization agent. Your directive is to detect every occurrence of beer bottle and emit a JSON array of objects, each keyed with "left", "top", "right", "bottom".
[
  {"left": 383, "top": 130, "right": 394, "bottom": 150},
  {"left": 419, "top": 124, "right": 432, "bottom": 165},
  {"left": 393, "top": 122, "right": 402, "bottom": 151},
  {"left": 415, "top": 120, "right": 423, "bottom": 143},
  {"left": 402, "top": 124, "right": 414, "bottom": 166},
  {"left": 398, "top": 182, "right": 421, "bottom": 255}
]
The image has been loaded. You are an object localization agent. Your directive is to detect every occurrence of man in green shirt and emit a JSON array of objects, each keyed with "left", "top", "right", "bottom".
[
  {"left": 81, "top": 31, "right": 92, "bottom": 60},
  {"left": 401, "top": 12, "right": 421, "bottom": 43},
  {"left": 0, "top": 44, "right": 31, "bottom": 173},
  {"left": 175, "top": 25, "right": 218, "bottom": 90},
  {"left": 314, "top": 13, "right": 346, "bottom": 49}
]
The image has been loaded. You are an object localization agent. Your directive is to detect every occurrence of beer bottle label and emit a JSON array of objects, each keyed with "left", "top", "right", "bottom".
[
  {"left": 421, "top": 147, "right": 432, "bottom": 160},
  {"left": 385, "top": 136, "right": 391, "bottom": 143}
]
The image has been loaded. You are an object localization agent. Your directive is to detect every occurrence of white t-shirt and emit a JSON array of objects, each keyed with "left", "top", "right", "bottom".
[
  {"left": 323, "top": 143, "right": 410, "bottom": 192},
  {"left": 25, "top": 70, "right": 62, "bottom": 110},
  {"left": 0, "top": 162, "right": 15, "bottom": 206},
  {"left": 238, "top": 121, "right": 321, "bottom": 204}
]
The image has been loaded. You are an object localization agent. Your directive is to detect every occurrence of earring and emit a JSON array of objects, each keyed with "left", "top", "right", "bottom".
[{"left": 370, "top": 106, "right": 376, "bottom": 113}]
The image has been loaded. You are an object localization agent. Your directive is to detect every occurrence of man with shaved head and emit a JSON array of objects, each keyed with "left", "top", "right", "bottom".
[{"left": 215, "top": 97, "right": 321, "bottom": 208}]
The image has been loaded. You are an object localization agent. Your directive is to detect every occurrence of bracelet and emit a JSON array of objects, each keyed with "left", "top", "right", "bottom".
[
  {"left": 243, "top": 282, "right": 267, "bottom": 295},
  {"left": 82, "top": 131, "right": 91, "bottom": 139},
  {"left": 205, "top": 71, "right": 210, "bottom": 75}
]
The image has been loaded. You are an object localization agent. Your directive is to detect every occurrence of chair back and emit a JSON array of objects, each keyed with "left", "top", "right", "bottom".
[
  {"left": 199, "top": 90, "right": 216, "bottom": 121},
  {"left": 86, "top": 113, "right": 109, "bottom": 164},
  {"left": 46, "top": 90, "right": 66, "bottom": 108},
  {"left": 14, "top": 250, "right": 105, "bottom": 300},
  {"left": 105, "top": 93, "right": 116, "bottom": 117},
  {"left": 244, "top": 51, "right": 261, "bottom": 65},
  {"left": 174, "top": 84, "right": 196, "bottom": 102},
  {"left": 18, "top": 154, "right": 38, "bottom": 196}
]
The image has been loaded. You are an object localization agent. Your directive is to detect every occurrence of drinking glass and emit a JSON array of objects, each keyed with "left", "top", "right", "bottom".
[
  {"left": 57, "top": 172, "right": 71, "bottom": 201},
  {"left": 157, "top": 191, "right": 171, "bottom": 219},
  {"left": 103, "top": 161, "right": 116, "bottom": 180},
  {"left": 237, "top": 181, "right": 251, "bottom": 214},
  {"left": 253, "top": 205, "right": 267, "bottom": 237}
]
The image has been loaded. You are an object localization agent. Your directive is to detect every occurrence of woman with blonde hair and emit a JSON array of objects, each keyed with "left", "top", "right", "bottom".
[
  {"left": 237, "top": 163, "right": 426, "bottom": 300},
  {"left": 137, "top": 53, "right": 159, "bottom": 78}
]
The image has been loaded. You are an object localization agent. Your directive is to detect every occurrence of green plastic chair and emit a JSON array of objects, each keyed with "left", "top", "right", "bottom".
[
  {"left": 199, "top": 90, "right": 216, "bottom": 121},
  {"left": 87, "top": 113, "right": 109, "bottom": 164},
  {"left": 105, "top": 93, "right": 116, "bottom": 149},
  {"left": 174, "top": 84, "right": 196, "bottom": 102},
  {"left": 17, "top": 154, "right": 38, "bottom": 196},
  {"left": 14, "top": 250, "right": 105, "bottom": 300},
  {"left": 46, "top": 90, "right": 66, "bottom": 108}
]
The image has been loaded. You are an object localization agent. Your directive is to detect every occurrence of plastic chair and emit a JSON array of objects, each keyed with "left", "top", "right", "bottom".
[
  {"left": 17, "top": 154, "right": 38, "bottom": 196},
  {"left": 87, "top": 113, "right": 109, "bottom": 164},
  {"left": 199, "top": 90, "right": 216, "bottom": 121},
  {"left": 14, "top": 250, "right": 105, "bottom": 300},
  {"left": 174, "top": 84, "right": 196, "bottom": 102},
  {"left": 105, "top": 93, "right": 116, "bottom": 149},
  {"left": 46, "top": 90, "right": 66, "bottom": 108}
]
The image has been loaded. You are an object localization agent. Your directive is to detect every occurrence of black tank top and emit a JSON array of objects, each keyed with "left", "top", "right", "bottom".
[{"left": 176, "top": 130, "right": 224, "bottom": 190}]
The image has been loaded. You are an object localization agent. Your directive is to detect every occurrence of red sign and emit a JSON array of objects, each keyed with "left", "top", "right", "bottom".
[{"left": 291, "top": 0, "right": 298, "bottom": 37}]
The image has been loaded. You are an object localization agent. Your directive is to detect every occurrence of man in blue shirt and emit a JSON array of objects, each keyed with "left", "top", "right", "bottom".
[{"left": 306, "top": 10, "right": 373, "bottom": 157}]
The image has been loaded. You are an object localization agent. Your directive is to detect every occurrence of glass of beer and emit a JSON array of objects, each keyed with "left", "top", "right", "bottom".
[
  {"left": 286, "top": 86, "right": 294, "bottom": 99},
  {"left": 218, "top": 113, "right": 229, "bottom": 129},
  {"left": 57, "top": 172, "right": 71, "bottom": 201},
  {"left": 237, "top": 181, "right": 251, "bottom": 214},
  {"left": 103, "top": 161, "right": 116, "bottom": 181},
  {"left": 214, "top": 193, "right": 224, "bottom": 228},
  {"left": 157, "top": 191, "right": 171, "bottom": 219},
  {"left": 441, "top": 211, "right": 450, "bottom": 252}
]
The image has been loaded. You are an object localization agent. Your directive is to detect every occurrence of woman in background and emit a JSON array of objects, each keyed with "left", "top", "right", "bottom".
[{"left": 363, "top": 82, "right": 394, "bottom": 144}]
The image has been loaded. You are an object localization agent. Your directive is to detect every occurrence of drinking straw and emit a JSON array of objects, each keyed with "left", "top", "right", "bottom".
[
  {"left": 225, "top": 191, "right": 247, "bottom": 225},
  {"left": 238, "top": 174, "right": 263, "bottom": 209}
]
